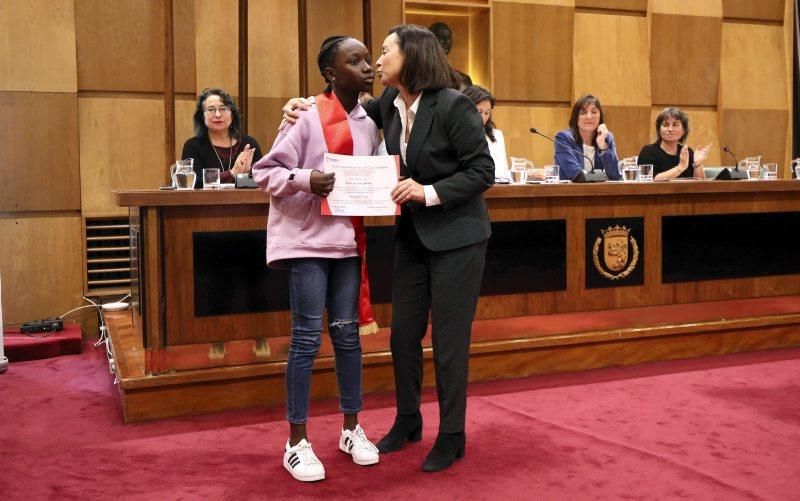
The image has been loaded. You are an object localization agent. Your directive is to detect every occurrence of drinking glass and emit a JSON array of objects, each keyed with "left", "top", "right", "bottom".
[
  {"left": 203, "top": 168, "right": 221, "bottom": 189},
  {"left": 761, "top": 163, "right": 778, "bottom": 181},
  {"left": 526, "top": 164, "right": 541, "bottom": 182},
  {"left": 639, "top": 164, "right": 654, "bottom": 182},
  {"left": 543, "top": 164, "right": 560, "bottom": 184}
]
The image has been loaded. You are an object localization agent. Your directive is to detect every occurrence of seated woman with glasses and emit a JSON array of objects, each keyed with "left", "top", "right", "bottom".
[{"left": 181, "top": 87, "right": 263, "bottom": 187}]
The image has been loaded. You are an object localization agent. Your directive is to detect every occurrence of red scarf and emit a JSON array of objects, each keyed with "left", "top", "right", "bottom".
[{"left": 315, "top": 91, "right": 379, "bottom": 336}]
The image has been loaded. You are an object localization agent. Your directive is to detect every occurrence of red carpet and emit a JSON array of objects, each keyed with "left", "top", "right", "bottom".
[
  {"left": 3, "top": 324, "right": 82, "bottom": 362},
  {"left": 1, "top": 343, "right": 799, "bottom": 499}
]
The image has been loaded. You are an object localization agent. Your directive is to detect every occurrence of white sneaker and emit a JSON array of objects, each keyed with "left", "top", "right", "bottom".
[
  {"left": 284, "top": 439, "right": 325, "bottom": 482},
  {"left": 339, "top": 424, "right": 380, "bottom": 465}
]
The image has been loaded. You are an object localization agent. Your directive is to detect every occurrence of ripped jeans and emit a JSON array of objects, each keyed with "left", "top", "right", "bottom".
[{"left": 285, "top": 257, "right": 362, "bottom": 424}]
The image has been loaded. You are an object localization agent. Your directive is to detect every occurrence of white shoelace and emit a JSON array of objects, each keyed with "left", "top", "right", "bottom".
[
  {"left": 292, "top": 441, "right": 322, "bottom": 466},
  {"left": 351, "top": 426, "right": 379, "bottom": 454}
]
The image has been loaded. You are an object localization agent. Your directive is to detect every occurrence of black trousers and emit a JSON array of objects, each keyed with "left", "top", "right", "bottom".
[{"left": 390, "top": 221, "right": 487, "bottom": 434}]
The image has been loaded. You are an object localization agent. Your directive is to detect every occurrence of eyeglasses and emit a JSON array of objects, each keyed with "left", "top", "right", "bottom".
[{"left": 204, "top": 106, "right": 231, "bottom": 115}]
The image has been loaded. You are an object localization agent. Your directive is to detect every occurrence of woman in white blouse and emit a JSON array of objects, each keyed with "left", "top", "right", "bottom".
[{"left": 463, "top": 85, "right": 510, "bottom": 180}]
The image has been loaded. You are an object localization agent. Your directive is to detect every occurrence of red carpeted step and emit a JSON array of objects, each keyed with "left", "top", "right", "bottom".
[{"left": 3, "top": 324, "right": 83, "bottom": 362}]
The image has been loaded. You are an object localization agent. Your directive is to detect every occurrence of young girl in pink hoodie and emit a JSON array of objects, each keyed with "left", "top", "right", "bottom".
[{"left": 251, "top": 35, "right": 380, "bottom": 482}]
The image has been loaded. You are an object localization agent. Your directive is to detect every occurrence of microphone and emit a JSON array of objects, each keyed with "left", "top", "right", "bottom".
[
  {"left": 722, "top": 147, "right": 739, "bottom": 170},
  {"left": 530, "top": 128, "right": 607, "bottom": 183},
  {"left": 713, "top": 146, "right": 748, "bottom": 180}
]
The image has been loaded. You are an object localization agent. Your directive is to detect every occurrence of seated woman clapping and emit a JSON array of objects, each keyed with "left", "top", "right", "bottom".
[
  {"left": 181, "top": 88, "right": 262, "bottom": 187},
  {"left": 637, "top": 107, "right": 710, "bottom": 181}
]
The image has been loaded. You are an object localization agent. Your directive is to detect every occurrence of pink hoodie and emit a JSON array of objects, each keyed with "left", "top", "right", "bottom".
[{"left": 251, "top": 100, "right": 379, "bottom": 267}]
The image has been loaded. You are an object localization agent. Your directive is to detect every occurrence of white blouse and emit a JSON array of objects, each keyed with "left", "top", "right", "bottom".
[
  {"left": 582, "top": 143, "right": 596, "bottom": 172},
  {"left": 488, "top": 129, "right": 510, "bottom": 179}
]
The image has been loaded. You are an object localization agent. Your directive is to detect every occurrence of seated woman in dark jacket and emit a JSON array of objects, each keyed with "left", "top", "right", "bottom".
[
  {"left": 637, "top": 107, "right": 710, "bottom": 181},
  {"left": 181, "top": 87, "right": 262, "bottom": 187}
]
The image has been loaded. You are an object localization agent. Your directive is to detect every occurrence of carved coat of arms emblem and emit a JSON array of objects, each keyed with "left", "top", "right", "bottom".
[{"left": 592, "top": 225, "right": 639, "bottom": 279}]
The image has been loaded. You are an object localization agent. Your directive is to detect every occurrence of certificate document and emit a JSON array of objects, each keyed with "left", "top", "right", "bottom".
[{"left": 321, "top": 153, "right": 401, "bottom": 216}]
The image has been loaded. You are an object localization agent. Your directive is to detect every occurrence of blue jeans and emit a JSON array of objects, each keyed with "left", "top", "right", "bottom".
[{"left": 285, "top": 257, "right": 362, "bottom": 424}]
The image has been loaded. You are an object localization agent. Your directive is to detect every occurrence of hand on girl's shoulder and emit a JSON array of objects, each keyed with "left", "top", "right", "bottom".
[
  {"left": 277, "top": 101, "right": 319, "bottom": 140},
  {"left": 278, "top": 96, "right": 318, "bottom": 134}
]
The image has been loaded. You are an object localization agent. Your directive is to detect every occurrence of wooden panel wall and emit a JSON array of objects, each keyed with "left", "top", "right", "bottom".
[
  {"left": 573, "top": 13, "right": 651, "bottom": 106},
  {"left": 372, "top": 0, "right": 404, "bottom": 96},
  {"left": 576, "top": 0, "right": 646, "bottom": 11},
  {"left": 649, "top": 3, "right": 722, "bottom": 106},
  {"left": 248, "top": 0, "right": 300, "bottom": 150},
  {"left": 248, "top": 0, "right": 299, "bottom": 99},
  {"left": 722, "top": 0, "right": 785, "bottom": 22},
  {"left": 174, "top": 0, "right": 197, "bottom": 94},
  {"left": 0, "top": 216, "right": 84, "bottom": 326},
  {"left": 0, "top": 1, "right": 84, "bottom": 326},
  {"left": 493, "top": 2, "right": 573, "bottom": 102},
  {"left": 0, "top": 0, "right": 77, "bottom": 92},
  {"left": 491, "top": 0, "right": 793, "bottom": 168},
  {"left": 75, "top": 0, "right": 166, "bottom": 92},
  {"left": 175, "top": 98, "right": 198, "bottom": 161},
  {"left": 0, "top": 92, "right": 81, "bottom": 212},
  {"left": 719, "top": 20, "right": 789, "bottom": 165},
  {"left": 195, "top": 0, "right": 239, "bottom": 94},
  {"left": 79, "top": 97, "right": 167, "bottom": 216}
]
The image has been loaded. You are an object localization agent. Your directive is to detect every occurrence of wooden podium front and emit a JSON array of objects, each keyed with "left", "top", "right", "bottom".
[{"left": 113, "top": 181, "right": 800, "bottom": 421}]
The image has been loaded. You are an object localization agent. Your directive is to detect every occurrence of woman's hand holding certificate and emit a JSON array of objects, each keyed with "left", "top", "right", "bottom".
[{"left": 320, "top": 153, "right": 401, "bottom": 216}]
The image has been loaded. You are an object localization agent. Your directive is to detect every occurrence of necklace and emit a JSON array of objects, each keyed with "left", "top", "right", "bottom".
[
  {"left": 211, "top": 136, "right": 233, "bottom": 172},
  {"left": 659, "top": 142, "right": 679, "bottom": 156}
]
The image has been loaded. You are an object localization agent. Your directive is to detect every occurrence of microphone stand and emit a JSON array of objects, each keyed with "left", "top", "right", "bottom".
[
  {"left": 530, "top": 128, "right": 607, "bottom": 183},
  {"left": 716, "top": 147, "right": 748, "bottom": 180}
]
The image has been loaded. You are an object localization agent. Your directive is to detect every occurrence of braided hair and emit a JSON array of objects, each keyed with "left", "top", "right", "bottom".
[{"left": 317, "top": 35, "right": 351, "bottom": 92}]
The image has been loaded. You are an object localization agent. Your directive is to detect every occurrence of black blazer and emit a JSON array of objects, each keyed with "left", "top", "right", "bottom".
[{"left": 365, "top": 87, "right": 494, "bottom": 252}]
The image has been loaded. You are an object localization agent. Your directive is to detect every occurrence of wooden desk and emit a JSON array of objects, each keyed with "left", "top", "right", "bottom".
[{"left": 119, "top": 180, "right": 800, "bottom": 374}]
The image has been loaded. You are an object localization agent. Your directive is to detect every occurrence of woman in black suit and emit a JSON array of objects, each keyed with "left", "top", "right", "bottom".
[
  {"left": 280, "top": 24, "right": 493, "bottom": 473},
  {"left": 367, "top": 25, "right": 494, "bottom": 472}
]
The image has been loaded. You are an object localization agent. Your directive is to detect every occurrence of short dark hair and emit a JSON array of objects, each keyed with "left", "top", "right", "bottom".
[
  {"left": 388, "top": 24, "right": 460, "bottom": 94},
  {"left": 463, "top": 85, "right": 497, "bottom": 142},
  {"left": 568, "top": 94, "right": 605, "bottom": 146},
  {"left": 193, "top": 88, "right": 241, "bottom": 139},
  {"left": 317, "top": 35, "right": 351, "bottom": 92},
  {"left": 655, "top": 107, "right": 690, "bottom": 144},
  {"left": 428, "top": 22, "right": 451, "bottom": 35}
]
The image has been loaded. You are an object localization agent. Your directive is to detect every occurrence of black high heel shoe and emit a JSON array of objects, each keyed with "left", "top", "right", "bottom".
[
  {"left": 422, "top": 432, "right": 465, "bottom": 472},
  {"left": 376, "top": 412, "right": 423, "bottom": 453}
]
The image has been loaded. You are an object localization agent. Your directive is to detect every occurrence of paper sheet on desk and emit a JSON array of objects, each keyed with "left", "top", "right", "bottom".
[{"left": 321, "top": 153, "right": 401, "bottom": 216}]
